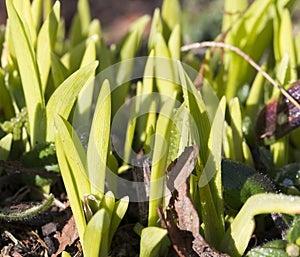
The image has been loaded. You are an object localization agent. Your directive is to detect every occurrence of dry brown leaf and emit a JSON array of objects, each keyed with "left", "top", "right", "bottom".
[
  {"left": 158, "top": 145, "right": 230, "bottom": 257},
  {"left": 52, "top": 215, "right": 79, "bottom": 257}
]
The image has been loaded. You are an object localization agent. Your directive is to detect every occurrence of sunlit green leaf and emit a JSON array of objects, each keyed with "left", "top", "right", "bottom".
[
  {"left": 46, "top": 61, "right": 98, "bottom": 141},
  {"left": 69, "top": 0, "right": 91, "bottom": 46},
  {"left": 148, "top": 9, "right": 162, "bottom": 51},
  {"left": 229, "top": 98, "right": 243, "bottom": 162},
  {"left": 221, "top": 193, "right": 300, "bottom": 256},
  {"left": 54, "top": 115, "right": 90, "bottom": 198},
  {"left": 148, "top": 98, "right": 175, "bottom": 226},
  {"left": 87, "top": 79, "right": 111, "bottom": 195},
  {"left": 50, "top": 53, "right": 69, "bottom": 88},
  {"left": 0, "top": 133, "right": 13, "bottom": 162},
  {"left": 108, "top": 196, "right": 129, "bottom": 246},
  {"left": 55, "top": 131, "right": 87, "bottom": 241},
  {"left": 140, "top": 227, "right": 168, "bottom": 257},
  {"left": 161, "top": 0, "right": 181, "bottom": 39},
  {"left": 6, "top": 0, "right": 46, "bottom": 147},
  {"left": 36, "top": 1, "right": 60, "bottom": 93},
  {"left": 83, "top": 208, "right": 110, "bottom": 257}
]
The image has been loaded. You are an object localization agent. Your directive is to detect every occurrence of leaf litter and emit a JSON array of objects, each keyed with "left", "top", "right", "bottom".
[{"left": 158, "top": 145, "right": 230, "bottom": 257}]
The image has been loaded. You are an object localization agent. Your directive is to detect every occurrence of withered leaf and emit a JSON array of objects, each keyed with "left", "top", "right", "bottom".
[
  {"left": 158, "top": 145, "right": 230, "bottom": 257},
  {"left": 53, "top": 214, "right": 79, "bottom": 257}
]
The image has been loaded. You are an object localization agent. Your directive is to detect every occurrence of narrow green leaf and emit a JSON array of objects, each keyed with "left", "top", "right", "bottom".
[
  {"left": 148, "top": 98, "right": 175, "bottom": 226},
  {"left": 136, "top": 51, "right": 155, "bottom": 144},
  {"left": 245, "top": 65, "right": 266, "bottom": 127},
  {"left": 271, "top": 137, "right": 289, "bottom": 168},
  {"left": 180, "top": 64, "right": 210, "bottom": 165},
  {"left": 61, "top": 35, "right": 98, "bottom": 73},
  {"left": 275, "top": 8, "right": 297, "bottom": 82},
  {"left": 6, "top": 0, "right": 46, "bottom": 147},
  {"left": 50, "top": 53, "right": 69, "bottom": 88},
  {"left": 167, "top": 105, "right": 191, "bottom": 164},
  {"left": 46, "top": 61, "right": 98, "bottom": 141},
  {"left": 108, "top": 196, "right": 129, "bottom": 247},
  {"left": 54, "top": 115, "right": 90, "bottom": 198},
  {"left": 286, "top": 215, "right": 300, "bottom": 243},
  {"left": 72, "top": 40, "right": 97, "bottom": 129},
  {"left": 242, "top": 141, "right": 254, "bottom": 167},
  {"left": 0, "top": 69, "right": 14, "bottom": 120},
  {"left": 0, "top": 133, "right": 13, "bottom": 161},
  {"left": 83, "top": 208, "right": 110, "bottom": 257},
  {"left": 229, "top": 98, "right": 243, "bottom": 162},
  {"left": 123, "top": 82, "right": 141, "bottom": 164},
  {"left": 225, "top": 0, "right": 273, "bottom": 101},
  {"left": 80, "top": 37, "right": 96, "bottom": 67},
  {"left": 154, "top": 34, "right": 180, "bottom": 98},
  {"left": 221, "top": 193, "right": 300, "bottom": 256},
  {"left": 222, "top": 0, "right": 248, "bottom": 32},
  {"left": 36, "top": 1, "right": 60, "bottom": 93},
  {"left": 10, "top": 0, "right": 37, "bottom": 45},
  {"left": 199, "top": 97, "right": 226, "bottom": 246},
  {"left": 43, "top": 0, "right": 52, "bottom": 20},
  {"left": 87, "top": 80, "right": 111, "bottom": 195},
  {"left": 54, "top": 133, "right": 87, "bottom": 240},
  {"left": 140, "top": 227, "right": 168, "bottom": 257},
  {"left": 31, "top": 0, "right": 42, "bottom": 30},
  {"left": 148, "top": 8, "right": 162, "bottom": 51},
  {"left": 112, "top": 15, "right": 150, "bottom": 115},
  {"left": 69, "top": 0, "right": 91, "bottom": 46},
  {"left": 168, "top": 24, "right": 181, "bottom": 61},
  {"left": 161, "top": 0, "right": 181, "bottom": 39},
  {"left": 276, "top": 53, "right": 289, "bottom": 85}
]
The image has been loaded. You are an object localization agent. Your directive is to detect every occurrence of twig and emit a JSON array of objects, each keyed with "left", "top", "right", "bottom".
[{"left": 181, "top": 41, "right": 300, "bottom": 110}]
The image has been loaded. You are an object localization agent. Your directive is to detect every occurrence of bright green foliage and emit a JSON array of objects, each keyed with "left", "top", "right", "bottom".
[
  {"left": 1, "top": 0, "right": 300, "bottom": 256},
  {"left": 140, "top": 227, "right": 168, "bottom": 257}
]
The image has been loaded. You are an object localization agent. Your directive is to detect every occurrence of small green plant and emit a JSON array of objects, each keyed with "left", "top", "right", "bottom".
[{"left": 1, "top": 0, "right": 300, "bottom": 256}]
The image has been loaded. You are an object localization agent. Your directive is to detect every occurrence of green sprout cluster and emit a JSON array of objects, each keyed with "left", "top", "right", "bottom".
[{"left": 0, "top": 107, "right": 28, "bottom": 140}]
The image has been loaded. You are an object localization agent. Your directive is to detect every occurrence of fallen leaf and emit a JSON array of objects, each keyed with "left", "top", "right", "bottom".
[
  {"left": 158, "top": 145, "right": 230, "bottom": 257},
  {"left": 52, "top": 215, "right": 79, "bottom": 257}
]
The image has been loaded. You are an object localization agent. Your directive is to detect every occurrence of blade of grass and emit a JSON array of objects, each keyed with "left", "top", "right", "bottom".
[
  {"left": 31, "top": 0, "right": 42, "bottom": 30},
  {"left": 108, "top": 196, "right": 129, "bottom": 247},
  {"left": 87, "top": 80, "right": 111, "bottom": 195},
  {"left": 54, "top": 115, "right": 90, "bottom": 198},
  {"left": 168, "top": 24, "right": 181, "bottom": 60},
  {"left": 50, "top": 53, "right": 69, "bottom": 88},
  {"left": 229, "top": 98, "right": 244, "bottom": 162},
  {"left": 11, "top": 0, "right": 36, "bottom": 44},
  {"left": 140, "top": 227, "right": 168, "bottom": 257},
  {"left": 161, "top": 0, "right": 181, "bottom": 39},
  {"left": 83, "top": 208, "right": 110, "bottom": 257},
  {"left": 154, "top": 34, "right": 180, "bottom": 98},
  {"left": 148, "top": 9, "right": 162, "bottom": 51},
  {"left": 148, "top": 98, "right": 175, "bottom": 226},
  {"left": 36, "top": 1, "right": 60, "bottom": 93},
  {"left": 136, "top": 51, "right": 155, "bottom": 145},
  {"left": 0, "top": 133, "right": 13, "bottom": 163},
  {"left": 54, "top": 133, "right": 87, "bottom": 241},
  {"left": 46, "top": 61, "right": 98, "bottom": 141},
  {"left": 72, "top": 39, "right": 96, "bottom": 129},
  {"left": 112, "top": 15, "right": 150, "bottom": 116},
  {"left": 198, "top": 97, "right": 226, "bottom": 247},
  {"left": 69, "top": 0, "right": 91, "bottom": 47},
  {"left": 0, "top": 69, "right": 14, "bottom": 119},
  {"left": 61, "top": 35, "right": 98, "bottom": 73},
  {"left": 6, "top": 0, "right": 46, "bottom": 146},
  {"left": 221, "top": 193, "right": 300, "bottom": 256}
]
